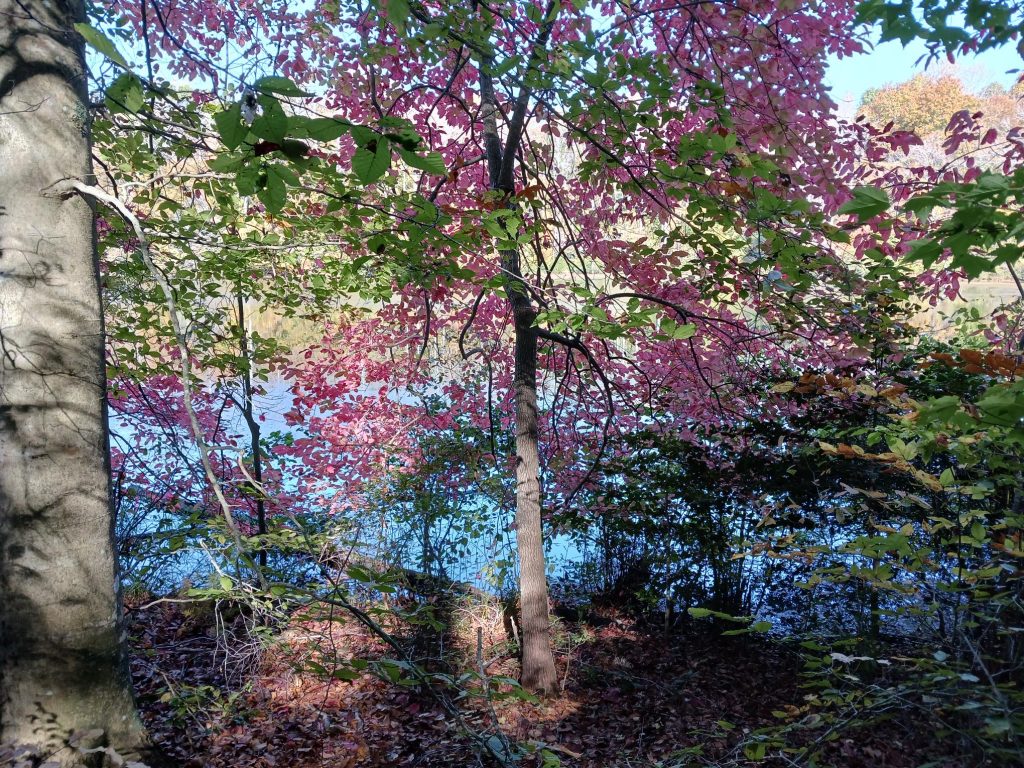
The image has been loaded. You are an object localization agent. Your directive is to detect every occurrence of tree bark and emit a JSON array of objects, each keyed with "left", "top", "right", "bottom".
[
  {"left": 0, "top": 1, "right": 148, "bottom": 763},
  {"left": 511, "top": 300, "right": 558, "bottom": 693},
  {"left": 470, "top": 0, "right": 560, "bottom": 694},
  {"left": 236, "top": 291, "right": 267, "bottom": 569}
]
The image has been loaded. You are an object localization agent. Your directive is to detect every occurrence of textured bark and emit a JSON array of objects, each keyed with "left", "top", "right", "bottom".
[
  {"left": 0, "top": 1, "right": 148, "bottom": 763},
  {"left": 472, "top": 0, "right": 560, "bottom": 694},
  {"left": 236, "top": 292, "right": 267, "bottom": 568},
  {"left": 511, "top": 304, "right": 558, "bottom": 694},
  {"left": 478, "top": 82, "right": 558, "bottom": 693}
]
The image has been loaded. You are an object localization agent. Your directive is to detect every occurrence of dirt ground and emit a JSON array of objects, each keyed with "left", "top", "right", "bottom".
[{"left": 127, "top": 596, "right": 968, "bottom": 768}]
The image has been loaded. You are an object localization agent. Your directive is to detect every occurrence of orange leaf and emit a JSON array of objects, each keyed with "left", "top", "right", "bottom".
[{"left": 958, "top": 348, "right": 984, "bottom": 365}]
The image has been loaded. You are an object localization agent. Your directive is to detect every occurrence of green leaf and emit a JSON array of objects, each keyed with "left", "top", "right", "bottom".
[
  {"left": 330, "top": 667, "right": 361, "bottom": 681},
  {"left": 951, "top": 251, "right": 997, "bottom": 279},
  {"left": 278, "top": 139, "right": 311, "bottom": 160},
  {"left": 346, "top": 565, "right": 374, "bottom": 582},
  {"left": 488, "top": 55, "right": 521, "bottom": 78},
  {"left": 383, "top": 0, "right": 411, "bottom": 35},
  {"left": 660, "top": 318, "right": 697, "bottom": 340},
  {"left": 219, "top": 575, "right": 233, "bottom": 591},
  {"left": 483, "top": 209, "right": 521, "bottom": 241},
  {"left": 258, "top": 167, "right": 288, "bottom": 214},
  {"left": 74, "top": 23, "right": 130, "bottom": 69},
  {"left": 235, "top": 165, "right": 262, "bottom": 196},
  {"left": 208, "top": 153, "right": 245, "bottom": 172},
  {"left": 743, "top": 741, "right": 767, "bottom": 761},
  {"left": 214, "top": 103, "right": 248, "bottom": 150},
  {"left": 352, "top": 139, "right": 391, "bottom": 185},
  {"left": 672, "top": 322, "right": 697, "bottom": 340},
  {"left": 105, "top": 72, "right": 144, "bottom": 114},
  {"left": 254, "top": 76, "right": 308, "bottom": 97},
  {"left": 838, "top": 186, "right": 890, "bottom": 221},
  {"left": 268, "top": 163, "right": 300, "bottom": 188},
  {"left": 351, "top": 125, "right": 378, "bottom": 147},
  {"left": 299, "top": 117, "right": 351, "bottom": 142},
  {"left": 251, "top": 97, "right": 289, "bottom": 143},
  {"left": 398, "top": 148, "right": 446, "bottom": 176},
  {"left": 906, "top": 236, "right": 943, "bottom": 269},
  {"left": 688, "top": 606, "right": 749, "bottom": 623}
]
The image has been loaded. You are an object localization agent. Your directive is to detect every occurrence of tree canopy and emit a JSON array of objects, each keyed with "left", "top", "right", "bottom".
[{"left": 1, "top": 0, "right": 1023, "bottom": 765}]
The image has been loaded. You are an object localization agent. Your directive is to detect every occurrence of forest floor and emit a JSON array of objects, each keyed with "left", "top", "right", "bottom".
[{"left": 127, "top": 597, "right": 958, "bottom": 768}]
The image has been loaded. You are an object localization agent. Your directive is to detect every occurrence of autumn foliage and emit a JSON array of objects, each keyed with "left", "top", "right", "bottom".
[{"left": 2, "top": 0, "right": 1024, "bottom": 765}]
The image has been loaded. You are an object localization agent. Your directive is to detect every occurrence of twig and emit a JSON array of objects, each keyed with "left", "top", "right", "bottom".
[{"left": 43, "top": 178, "right": 254, "bottom": 575}]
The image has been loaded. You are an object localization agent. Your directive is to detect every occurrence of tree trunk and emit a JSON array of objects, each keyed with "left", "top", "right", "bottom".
[
  {"left": 472, "top": 0, "right": 559, "bottom": 694},
  {"left": 511, "top": 302, "right": 559, "bottom": 693},
  {"left": 236, "top": 291, "right": 267, "bottom": 569},
  {"left": 0, "top": 1, "right": 148, "bottom": 763}
]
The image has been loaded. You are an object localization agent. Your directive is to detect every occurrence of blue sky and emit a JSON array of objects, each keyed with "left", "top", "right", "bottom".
[{"left": 825, "top": 36, "right": 1022, "bottom": 118}]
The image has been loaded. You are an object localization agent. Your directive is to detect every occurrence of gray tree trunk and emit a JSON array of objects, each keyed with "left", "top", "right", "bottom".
[
  {"left": 510, "top": 299, "right": 558, "bottom": 694},
  {"left": 0, "top": 1, "right": 148, "bottom": 763},
  {"left": 473, "top": 1, "right": 560, "bottom": 692}
]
